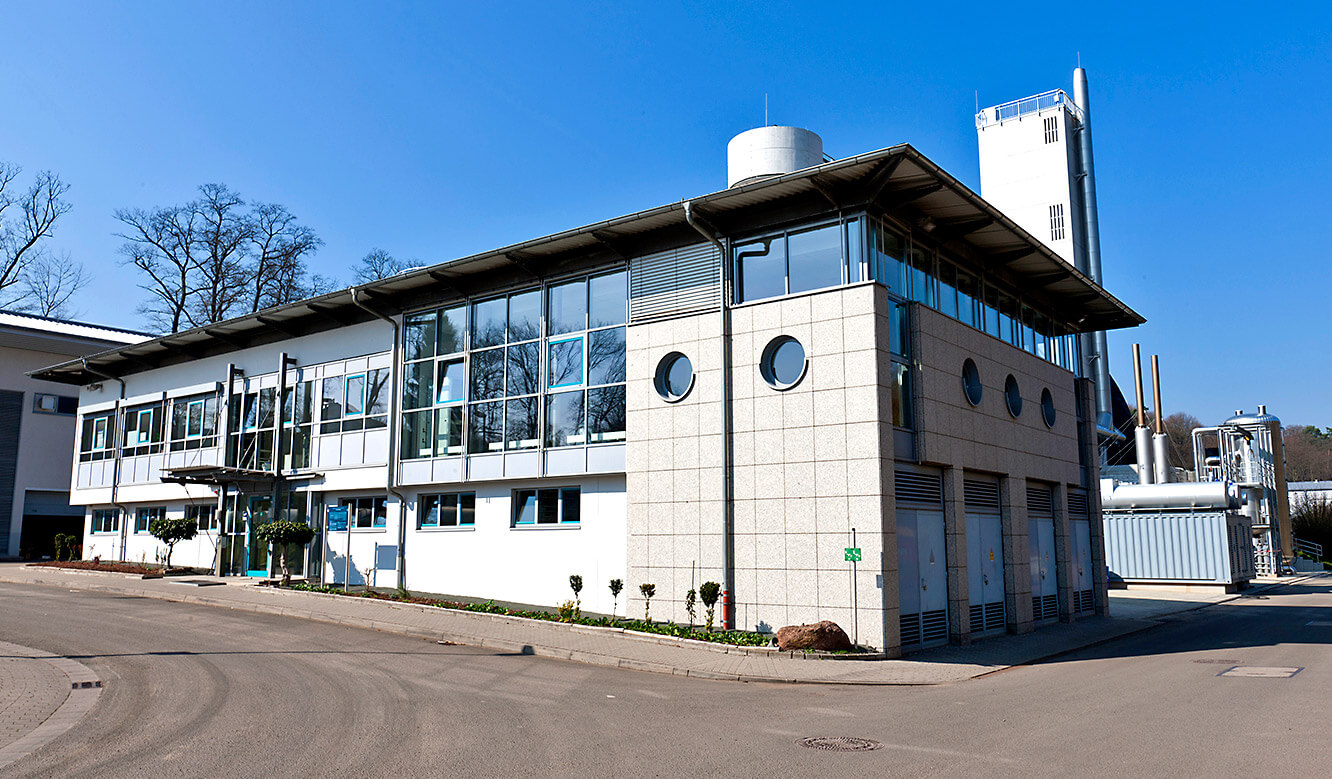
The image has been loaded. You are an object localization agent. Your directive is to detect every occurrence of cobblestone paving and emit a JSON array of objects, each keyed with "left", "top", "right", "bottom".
[{"left": 0, "top": 653, "right": 67, "bottom": 751}]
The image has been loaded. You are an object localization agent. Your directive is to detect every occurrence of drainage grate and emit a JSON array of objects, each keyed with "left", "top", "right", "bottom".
[
  {"left": 1191, "top": 659, "right": 1238, "bottom": 664},
  {"left": 1218, "top": 666, "right": 1303, "bottom": 678},
  {"left": 798, "top": 737, "right": 883, "bottom": 752}
]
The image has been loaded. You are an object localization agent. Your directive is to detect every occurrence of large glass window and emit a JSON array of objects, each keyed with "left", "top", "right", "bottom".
[
  {"left": 787, "top": 223, "right": 843, "bottom": 294},
  {"left": 341, "top": 496, "right": 387, "bottom": 529},
  {"left": 187, "top": 504, "right": 219, "bottom": 532},
  {"left": 870, "top": 221, "right": 906, "bottom": 295},
  {"left": 318, "top": 369, "right": 389, "bottom": 434},
  {"left": 229, "top": 377, "right": 315, "bottom": 471},
  {"left": 419, "top": 492, "right": 476, "bottom": 528},
  {"left": 169, "top": 392, "right": 221, "bottom": 451},
  {"left": 91, "top": 508, "right": 120, "bottom": 533},
  {"left": 734, "top": 219, "right": 858, "bottom": 304},
  {"left": 135, "top": 506, "right": 166, "bottom": 534},
  {"left": 404, "top": 270, "right": 626, "bottom": 460},
  {"left": 122, "top": 403, "right": 164, "bottom": 456},
  {"left": 512, "top": 487, "right": 580, "bottom": 527},
  {"left": 80, "top": 412, "right": 117, "bottom": 462}
]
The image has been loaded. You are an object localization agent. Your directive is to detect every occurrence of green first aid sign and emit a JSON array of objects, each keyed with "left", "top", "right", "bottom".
[{"left": 845, "top": 547, "right": 862, "bottom": 562}]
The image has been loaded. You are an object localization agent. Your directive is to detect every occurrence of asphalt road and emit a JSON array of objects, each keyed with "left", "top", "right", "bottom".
[{"left": 2, "top": 578, "right": 1328, "bottom": 777}]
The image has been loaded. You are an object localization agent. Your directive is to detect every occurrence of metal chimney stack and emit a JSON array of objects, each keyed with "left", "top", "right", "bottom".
[
  {"left": 1132, "top": 344, "right": 1154, "bottom": 484},
  {"left": 1073, "top": 67, "right": 1115, "bottom": 442},
  {"left": 1150, "top": 354, "right": 1171, "bottom": 483}
]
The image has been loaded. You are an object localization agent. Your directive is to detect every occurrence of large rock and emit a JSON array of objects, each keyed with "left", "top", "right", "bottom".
[{"left": 776, "top": 620, "right": 853, "bottom": 651}]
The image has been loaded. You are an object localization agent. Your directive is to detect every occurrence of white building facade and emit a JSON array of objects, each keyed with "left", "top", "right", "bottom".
[
  {"left": 37, "top": 141, "right": 1142, "bottom": 654},
  {"left": 1, "top": 311, "right": 145, "bottom": 559}
]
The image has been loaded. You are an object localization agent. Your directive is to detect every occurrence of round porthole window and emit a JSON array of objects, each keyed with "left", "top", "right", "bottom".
[
  {"left": 654, "top": 352, "right": 694, "bottom": 402},
  {"left": 760, "top": 336, "right": 807, "bottom": 390},
  {"left": 961, "top": 358, "right": 983, "bottom": 406},
  {"left": 1005, "top": 374, "right": 1023, "bottom": 417},
  {"left": 1040, "top": 388, "right": 1056, "bottom": 428}
]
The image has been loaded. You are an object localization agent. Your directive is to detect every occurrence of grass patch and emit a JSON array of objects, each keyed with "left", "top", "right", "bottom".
[{"left": 285, "top": 583, "right": 774, "bottom": 647}]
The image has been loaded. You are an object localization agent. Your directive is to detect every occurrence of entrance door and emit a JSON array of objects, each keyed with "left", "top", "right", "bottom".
[
  {"left": 246, "top": 496, "right": 273, "bottom": 577},
  {"left": 1072, "top": 519, "right": 1093, "bottom": 613},
  {"left": 897, "top": 509, "right": 948, "bottom": 649},
  {"left": 967, "top": 511, "right": 1006, "bottom": 635},
  {"left": 1028, "top": 516, "right": 1058, "bottom": 622}
]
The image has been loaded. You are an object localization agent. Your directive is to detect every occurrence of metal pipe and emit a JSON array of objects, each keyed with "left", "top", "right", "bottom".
[
  {"left": 1131, "top": 344, "right": 1154, "bottom": 484},
  {"left": 1073, "top": 67, "right": 1114, "bottom": 440},
  {"left": 350, "top": 288, "right": 410, "bottom": 590},
  {"left": 82, "top": 358, "right": 128, "bottom": 560},
  {"left": 1150, "top": 354, "right": 1170, "bottom": 483},
  {"left": 1150, "top": 355, "right": 1163, "bottom": 435},
  {"left": 683, "top": 200, "right": 735, "bottom": 631},
  {"left": 1101, "top": 481, "right": 1240, "bottom": 510}
]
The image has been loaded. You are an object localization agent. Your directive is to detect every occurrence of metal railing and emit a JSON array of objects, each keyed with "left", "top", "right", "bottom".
[
  {"left": 1294, "top": 537, "right": 1324, "bottom": 560},
  {"left": 975, "top": 89, "right": 1083, "bottom": 129}
]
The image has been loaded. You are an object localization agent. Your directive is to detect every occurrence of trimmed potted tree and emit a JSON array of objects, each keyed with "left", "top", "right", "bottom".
[
  {"left": 254, "top": 520, "right": 316, "bottom": 585},
  {"left": 149, "top": 516, "right": 198, "bottom": 572}
]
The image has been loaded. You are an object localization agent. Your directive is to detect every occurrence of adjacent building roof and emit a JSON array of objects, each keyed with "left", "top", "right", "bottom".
[
  {"left": 30, "top": 143, "right": 1144, "bottom": 387},
  {"left": 1, "top": 309, "right": 150, "bottom": 358}
]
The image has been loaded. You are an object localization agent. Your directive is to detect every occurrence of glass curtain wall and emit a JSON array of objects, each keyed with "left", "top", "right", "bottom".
[
  {"left": 226, "top": 378, "right": 314, "bottom": 471},
  {"left": 868, "top": 216, "right": 1081, "bottom": 375},
  {"left": 400, "top": 269, "right": 627, "bottom": 462}
]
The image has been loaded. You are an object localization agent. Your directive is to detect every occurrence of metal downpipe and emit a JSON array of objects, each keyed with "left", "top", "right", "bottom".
[
  {"left": 683, "top": 200, "right": 735, "bottom": 631},
  {"left": 350, "top": 288, "right": 410, "bottom": 590},
  {"left": 82, "top": 358, "right": 128, "bottom": 560}
]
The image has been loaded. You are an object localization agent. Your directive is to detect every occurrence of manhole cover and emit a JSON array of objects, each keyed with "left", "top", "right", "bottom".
[{"left": 797, "top": 737, "right": 883, "bottom": 752}]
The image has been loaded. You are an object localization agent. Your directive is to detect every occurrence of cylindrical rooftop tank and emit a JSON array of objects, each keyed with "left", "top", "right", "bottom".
[
  {"left": 1224, "top": 405, "right": 1281, "bottom": 428},
  {"left": 727, "top": 126, "right": 823, "bottom": 188}
]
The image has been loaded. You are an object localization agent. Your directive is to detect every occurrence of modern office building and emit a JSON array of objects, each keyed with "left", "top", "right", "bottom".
[
  {"left": 0, "top": 310, "right": 147, "bottom": 559},
  {"left": 34, "top": 119, "right": 1142, "bottom": 653}
]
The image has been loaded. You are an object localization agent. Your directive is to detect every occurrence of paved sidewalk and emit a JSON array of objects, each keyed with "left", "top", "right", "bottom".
[
  {"left": 0, "top": 639, "right": 102, "bottom": 771},
  {"left": 0, "top": 564, "right": 1314, "bottom": 686}
]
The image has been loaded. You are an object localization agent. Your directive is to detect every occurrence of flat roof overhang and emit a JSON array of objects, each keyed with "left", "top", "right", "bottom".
[
  {"left": 160, "top": 465, "right": 323, "bottom": 488},
  {"left": 31, "top": 144, "right": 1143, "bottom": 387}
]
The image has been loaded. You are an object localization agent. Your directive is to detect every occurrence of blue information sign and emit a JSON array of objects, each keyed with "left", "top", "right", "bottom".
[{"left": 326, "top": 505, "right": 349, "bottom": 532}]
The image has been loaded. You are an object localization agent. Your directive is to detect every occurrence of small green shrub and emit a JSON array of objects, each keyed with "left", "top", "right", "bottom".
[
  {"left": 684, "top": 588, "right": 697, "bottom": 626},
  {"left": 609, "top": 578, "right": 623, "bottom": 618},
  {"left": 639, "top": 582, "right": 656, "bottom": 622},
  {"left": 52, "top": 533, "right": 77, "bottom": 562},
  {"left": 699, "top": 581, "right": 722, "bottom": 632},
  {"left": 569, "top": 575, "right": 583, "bottom": 619},
  {"left": 557, "top": 600, "right": 577, "bottom": 622}
]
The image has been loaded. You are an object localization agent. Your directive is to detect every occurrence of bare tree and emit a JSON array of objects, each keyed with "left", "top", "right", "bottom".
[
  {"left": 351, "top": 248, "right": 408, "bottom": 284},
  {"left": 120, "top": 184, "right": 323, "bottom": 333},
  {"left": 190, "top": 184, "right": 251, "bottom": 326},
  {"left": 0, "top": 164, "right": 72, "bottom": 305},
  {"left": 248, "top": 202, "right": 323, "bottom": 311},
  {"left": 1163, "top": 412, "right": 1202, "bottom": 471},
  {"left": 17, "top": 250, "right": 89, "bottom": 318},
  {"left": 117, "top": 202, "right": 201, "bottom": 334}
]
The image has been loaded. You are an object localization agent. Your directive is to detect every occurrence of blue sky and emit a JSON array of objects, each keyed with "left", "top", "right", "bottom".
[{"left": 2, "top": 1, "right": 1328, "bottom": 425}]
